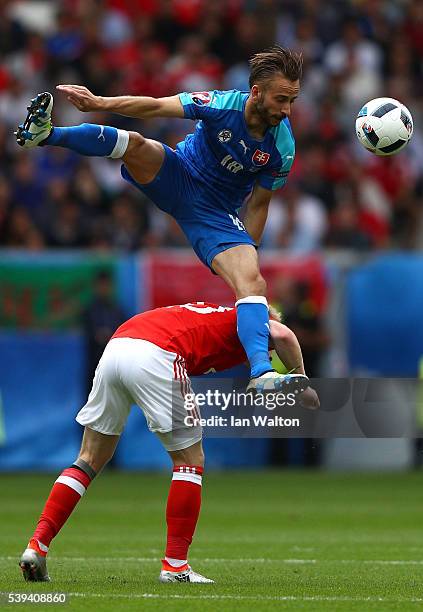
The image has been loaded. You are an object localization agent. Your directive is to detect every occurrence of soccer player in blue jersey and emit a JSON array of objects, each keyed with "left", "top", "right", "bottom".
[{"left": 15, "top": 46, "right": 306, "bottom": 394}]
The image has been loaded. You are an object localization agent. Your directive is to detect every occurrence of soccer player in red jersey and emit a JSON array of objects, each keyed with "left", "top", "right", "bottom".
[{"left": 19, "top": 302, "right": 318, "bottom": 584}]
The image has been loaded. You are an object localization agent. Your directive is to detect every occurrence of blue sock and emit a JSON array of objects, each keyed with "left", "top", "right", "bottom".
[
  {"left": 44, "top": 124, "right": 126, "bottom": 157},
  {"left": 236, "top": 298, "right": 272, "bottom": 378}
]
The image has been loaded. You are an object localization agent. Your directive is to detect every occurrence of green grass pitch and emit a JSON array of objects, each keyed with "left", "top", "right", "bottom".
[{"left": 1, "top": 470, "right": 423, "bottom": 610}]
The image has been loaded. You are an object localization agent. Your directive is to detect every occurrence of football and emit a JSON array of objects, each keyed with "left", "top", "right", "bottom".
[{"left": 355, "top": 97, "right": 413, "bottom": 156}]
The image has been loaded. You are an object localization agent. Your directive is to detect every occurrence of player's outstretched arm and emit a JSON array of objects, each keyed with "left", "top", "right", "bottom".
[
  {"left": 56, "top": 85, "right": 185, "bottom": 119},
  {"left": 269, "top": 320, "right": 320, "bottom": 410},
  {"left": 269, "top": 320, "right": 305, "bottom": 375},
  {"left": 242, "top": 184, "right": 272, "bottom": 244}
]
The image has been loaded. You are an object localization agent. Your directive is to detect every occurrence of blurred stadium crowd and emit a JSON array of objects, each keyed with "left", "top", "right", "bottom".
[{"left": 0, "top": 0, "right": 422, "bottom": 253}]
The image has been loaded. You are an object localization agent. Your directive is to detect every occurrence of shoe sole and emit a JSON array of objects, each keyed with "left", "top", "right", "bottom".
[
  {"left": 282, "top": 375, "right": 309, "bottom": 396},
  {"left": 248, "top": 374, "right": 309, "bottom": 396},
  {"left": 15, "top": 93, "right": 52, "bottom": 147}
]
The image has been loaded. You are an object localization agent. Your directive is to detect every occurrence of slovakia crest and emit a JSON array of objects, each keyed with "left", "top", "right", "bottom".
[
  {"left": 191, "top": 91, "right": 211, "bottom": 106},
  {"left": 252, "top": 149, "right": 270, "bottom": 166}
]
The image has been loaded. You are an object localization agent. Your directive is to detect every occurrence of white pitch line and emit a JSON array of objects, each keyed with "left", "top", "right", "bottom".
[
  {"left": 2, "top": 556, "right": 423, "bottom": 565},
  {"left": 67, "top": 592, "right": 423, "bottom": 603},
  {"left": 363, "top": 560, "right": 423, "bottom": 566},
  {"left": 0, "top": 556, "right": 316, "bottom": 564},
  {"left": 338, "top": 560, "right": 423, "bottom": 566},
  {"left": 1, "top": 590, "right": 422, "bottom": 604}
]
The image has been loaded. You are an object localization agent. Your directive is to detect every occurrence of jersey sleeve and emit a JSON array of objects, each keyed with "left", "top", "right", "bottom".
[
  {"left": 178, "top": 89, "right": 245, "bottom": 121},
  {"left": 257, "top": 153, "right": 294, "bottom": 191},
  {"left": 179, "top": 91, "right": 217, "bottom": 120},
  {"left": 258, "top": 120, "right": 295, "bottom": 191}
]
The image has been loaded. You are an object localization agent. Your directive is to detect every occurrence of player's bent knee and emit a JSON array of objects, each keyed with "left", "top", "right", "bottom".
[
  {"left": 125, "top": 131, "right": 146, "bottom": 155},
  {"left": 194, "top": 446, "right": 205, "bottom": 467},
  {"left": 170, "top": 441, "right": 205, "bottom": 468},
  {"left": 122, "top": 135, "right": 165, "bottom": 183},
  {"left": 172, "top": 451, "right": 204, "bottom": 468}
]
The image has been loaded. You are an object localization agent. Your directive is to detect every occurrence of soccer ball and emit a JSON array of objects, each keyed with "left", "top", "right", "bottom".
[{"left": 355, "top": 97, "right": 413, "bottom": 156}]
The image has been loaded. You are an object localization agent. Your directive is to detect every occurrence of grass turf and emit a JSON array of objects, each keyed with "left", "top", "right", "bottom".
[{"left": 1, "top": 470, "right": 423, "bottom": 611}]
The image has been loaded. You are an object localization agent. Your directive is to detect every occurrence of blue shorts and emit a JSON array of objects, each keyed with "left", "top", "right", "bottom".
[{"left": 121, "top": 144, "right": 255, "bottom": 269}]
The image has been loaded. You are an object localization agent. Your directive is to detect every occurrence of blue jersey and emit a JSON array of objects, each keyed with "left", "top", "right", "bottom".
[
  {"left": 177, "top": 89, "right": 295, "bottom": 209},
  {"left": 121, "top": 88, "right": 296, "bottom": 269}
]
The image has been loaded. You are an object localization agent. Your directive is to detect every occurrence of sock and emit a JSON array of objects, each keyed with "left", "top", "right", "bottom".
[
  {"left": 44, "top": 124, "right": 129, "bottom": 158},
  {"left": 30, "top": 463, "right": 95, "bottom": 554},
  {"left": 236, "top": 296, "right": 272, "bottom": 378},
  {"left": 164, "top": 465, "right": 203, "bottom": 570}
]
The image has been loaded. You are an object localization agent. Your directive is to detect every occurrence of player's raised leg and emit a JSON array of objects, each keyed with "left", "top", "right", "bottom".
[
  {"left": 212, "top": 244, "right": 309, "bottom": 394},
  {"left": 159, "top": 440, "right": 213, "bottom": 584},
  {"left": 15, "top": 92, "right": 165, "bottom": 184},
  {"left": 19, "top": 427, "right": 119, "bottom": 582}
]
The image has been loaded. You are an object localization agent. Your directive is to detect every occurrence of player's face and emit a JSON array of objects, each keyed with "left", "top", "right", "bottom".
[{"left": 252, "top": 75, "right": 300, "bottom": 127}]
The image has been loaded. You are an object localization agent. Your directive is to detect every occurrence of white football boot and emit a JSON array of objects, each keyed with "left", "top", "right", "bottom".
[
  {"left": 15, "top": 92, "right": 53, "bottom": 148},
  {"left": 19, "top": 548, "right": 50, "bottom": 582},
  {"left": 247, "top": 370, "right": 309, "bottom": 396},
  {"left": 159, "top": 565, "right": 214, "bottom": 583}
]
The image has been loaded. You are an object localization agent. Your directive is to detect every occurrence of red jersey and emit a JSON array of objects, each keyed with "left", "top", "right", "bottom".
[{"left": 111, "top": 302, "right": 247, "bottom": 375}]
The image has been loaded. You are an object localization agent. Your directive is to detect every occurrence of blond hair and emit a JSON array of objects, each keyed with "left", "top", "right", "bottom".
[{"left": 269, "top": 304, "right": 282, "bottom": 322}]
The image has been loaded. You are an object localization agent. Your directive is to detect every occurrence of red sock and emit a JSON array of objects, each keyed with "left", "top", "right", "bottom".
[
  {"left": 30, "top": 467, "right": 93, "bottom": 555},
  {"left": 164, "top": 465, "right": 203, "bottom": 569}
]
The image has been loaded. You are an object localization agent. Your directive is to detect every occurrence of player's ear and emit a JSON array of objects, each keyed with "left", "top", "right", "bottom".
[{"left": 250, "top": 84, "right": 260, "bottom": 101}]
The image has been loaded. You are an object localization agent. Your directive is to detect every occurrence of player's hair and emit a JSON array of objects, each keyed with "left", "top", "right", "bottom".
[
  {"left": 268, "top": 305, "right": 282, "bottom": 322},
  {"left": 249, "top": 46, "right": 303, "bottom": 88}
]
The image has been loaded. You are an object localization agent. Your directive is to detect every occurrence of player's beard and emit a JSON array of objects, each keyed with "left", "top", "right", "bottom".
[{"left": 254, "top": 93, "right": 282, "bottom": 128}]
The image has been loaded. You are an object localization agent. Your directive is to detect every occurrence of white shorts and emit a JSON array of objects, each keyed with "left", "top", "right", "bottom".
[{"left": 76, "top": 338, "right": 202, "bottom": 452}]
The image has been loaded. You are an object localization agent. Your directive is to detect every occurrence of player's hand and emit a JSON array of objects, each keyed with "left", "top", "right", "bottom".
[
  {"left": 56, "top": 85, "right": 104, "bottom": 112},
  {"left": 298, "top": 386, "right": 320, "bottom": 410}
]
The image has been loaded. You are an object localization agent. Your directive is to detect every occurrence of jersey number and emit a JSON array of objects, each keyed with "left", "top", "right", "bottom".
[{"left": 180, "top": 303, "right": 231, "bottom": 314}]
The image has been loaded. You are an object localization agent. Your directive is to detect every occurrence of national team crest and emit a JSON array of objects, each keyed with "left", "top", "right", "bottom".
[
  {"left": 191, "top": 92, "right": 211, "bottom": 106},
  {"left": 252, "top": 149, "right": 270, "bottom": 166}
]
